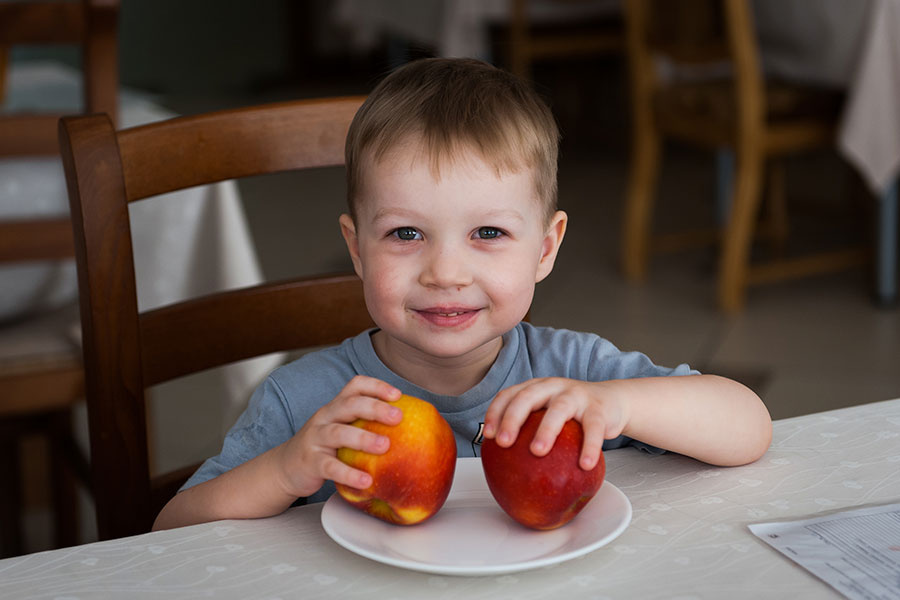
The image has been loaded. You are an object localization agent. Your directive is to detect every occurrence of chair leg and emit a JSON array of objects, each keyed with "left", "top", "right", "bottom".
[
  {"left": 877, "top": 180, "right": 898, "bottom": 305},
  {"left": 715, "top": 149, "right": 735, "bottom": 225},
  {"left": 622, "top": 130, "right": 661, "bottom": 281},
  {"left": 718, "top": 150, "right": 764, "bottom": 312},
  {"left": 0, "top": 424, "right": 23, "bottom": 558},
  {"left": 49, "top": 411, "right": 79, "bottom": 549},
  {"left": 0, "top": 47, "right": 8, "bottom": 103},
  {"left": 508, "top": 0, "right": 531, "bottom": 81},
  {"left": 764, "top": 160, "right": 789, "bottom": 257}
]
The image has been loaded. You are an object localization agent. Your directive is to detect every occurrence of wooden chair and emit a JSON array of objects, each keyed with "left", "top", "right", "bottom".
[
  {"left": 0, "top": 0, "right": 118, "bottom": 556},
  {"left": 507, "top": 0, "right": 624, "bottom": 81},
  {"left": 621, "top": 0, "right": 865, "bottom": 312},
  {"left": 58, "top": 96, "right": 375, "bottom": 541}
]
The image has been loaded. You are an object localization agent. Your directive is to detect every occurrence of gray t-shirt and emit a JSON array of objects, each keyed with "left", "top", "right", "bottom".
[{"left": 183, "top": 322, "right": 698, "bottom": 503}]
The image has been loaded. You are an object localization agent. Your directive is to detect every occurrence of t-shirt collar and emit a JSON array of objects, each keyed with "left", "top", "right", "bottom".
[{"left": 348, "top": 326, "right": 522, "bottom": 414}]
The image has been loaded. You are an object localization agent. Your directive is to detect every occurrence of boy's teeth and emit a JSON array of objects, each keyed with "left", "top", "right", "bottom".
[{"left": 441, "top": 312, "right": 460, "bottom": 317}]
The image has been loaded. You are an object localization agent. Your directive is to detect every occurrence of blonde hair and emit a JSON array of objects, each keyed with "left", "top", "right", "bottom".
[{"left": 345, "top": 58, "right": 559, "bottom": 224}]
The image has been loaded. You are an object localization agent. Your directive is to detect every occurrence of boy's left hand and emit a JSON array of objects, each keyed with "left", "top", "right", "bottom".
[{"left": 483, "top": 378, "right": 628, "bottom": 470}]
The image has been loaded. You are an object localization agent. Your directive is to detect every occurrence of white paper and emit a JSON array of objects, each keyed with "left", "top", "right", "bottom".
[{"left": 749, "top": 503, "right": 900, "bottom": 600}]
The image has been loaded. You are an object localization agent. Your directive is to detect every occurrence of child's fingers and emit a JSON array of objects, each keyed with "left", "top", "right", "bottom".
[
  {"left": 324, "top": 457, "right": 373, "bottom": 490},
  {"left": 299, "top": 423, "right": 389, "bottom": 491},
  {"left": 578, "top": 409, "right": 607, "bottom": 470},
  {"left": 343, "top": 375, "right": 402, "bottom": 403},
  {"left": 529, "top": 398, "right": 577, "bottom": 456},
  {"left": 323, "top": 377, "right": 403, "bottom": 426},
  {"left": 324, "top": 422, "right": 390, "bottom": 455},
  {"left": 483, "top": 381, "right": 530, "bottom": 438},
  {"left": 493, "top": 379, "right": 566, "bottom": 447},
  {"left": 326, "top": 394, "right": 402, "bottom": 426}
]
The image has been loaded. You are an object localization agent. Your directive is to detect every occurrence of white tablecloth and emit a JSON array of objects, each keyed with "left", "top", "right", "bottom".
[
  {"left": 2, "top": 398, "right": 898, "bottom": 599},
  {"left": 1, "top": 62, "right": 282, "bottom": 441}
]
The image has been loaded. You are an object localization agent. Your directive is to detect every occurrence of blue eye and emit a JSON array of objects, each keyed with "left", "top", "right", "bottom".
[
  {"left": 393, "top": 227, "right": 421, "bottom": 241},
  {"left": 476, "top": 227, "right": 503, "bottom": 239}
]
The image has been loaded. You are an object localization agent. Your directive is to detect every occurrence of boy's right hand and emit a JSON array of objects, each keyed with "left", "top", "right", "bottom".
[{"left": 275, "top": 376, "right": 403, "bottom": 499}]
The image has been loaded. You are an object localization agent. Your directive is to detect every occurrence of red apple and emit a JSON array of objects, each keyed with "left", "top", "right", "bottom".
[
  {"left": 481, "top": 409, "right": 605, "bottom": 530},
  {"left": 336, "top": 394, "right": 456, "bottom": 525}
]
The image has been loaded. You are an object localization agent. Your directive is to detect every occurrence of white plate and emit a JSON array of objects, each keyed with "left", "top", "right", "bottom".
[{"left": 321, "top": 457, "right": 632, "bottom": 576}]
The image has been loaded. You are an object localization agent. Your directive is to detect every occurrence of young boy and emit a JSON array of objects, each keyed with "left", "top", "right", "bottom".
[{"left": 154, "top": 58, "right": 772, "bottom": 530}]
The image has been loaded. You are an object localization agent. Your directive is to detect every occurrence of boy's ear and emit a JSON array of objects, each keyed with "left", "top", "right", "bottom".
[
  {"left": 535, "top": 210, "right": 567, "bottom": 283},
  {"left": 339, "top": 213, "right": 364, "bottom": 279}
]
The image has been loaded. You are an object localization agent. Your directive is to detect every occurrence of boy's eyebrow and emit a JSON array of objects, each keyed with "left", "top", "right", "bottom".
[
  {"left": 481, "top": 209, "right": 527, "bottom": 223},
  {"left": 370, "top": 207, "right": 527, "bottom": 224},
  {"left": 370, "top": 207, "right": 425, "bottom": 224},
  {"left": 372, "top": 207, "right": 419, "bottom": 222}
]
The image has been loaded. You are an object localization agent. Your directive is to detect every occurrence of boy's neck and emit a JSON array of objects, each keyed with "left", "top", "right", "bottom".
[{"left": 371, "top": 331, "right": 503, "bottom": 397}]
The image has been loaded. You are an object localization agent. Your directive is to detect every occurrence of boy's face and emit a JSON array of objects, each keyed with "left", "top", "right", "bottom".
[{"left": 340, "top": 145, "right": 566, "bottom": 367}]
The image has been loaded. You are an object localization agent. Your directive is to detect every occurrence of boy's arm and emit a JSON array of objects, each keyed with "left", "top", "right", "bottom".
[
  {"left": 485, "top": 374, "right": 772, "bottom": 468},
  {"left": 153, "top": 443, "right": 300, "bottom": 530},
  {"left": 604, "top": 374, "right": 772, "bottom": 466}
]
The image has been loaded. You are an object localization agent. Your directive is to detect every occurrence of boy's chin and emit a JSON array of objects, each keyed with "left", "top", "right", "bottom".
[
  {"left": 381, "top": 330, "right": 504, "bottom": 360},
  {"left": 410, "top": 334, "right": 504, "bottom": 362}
]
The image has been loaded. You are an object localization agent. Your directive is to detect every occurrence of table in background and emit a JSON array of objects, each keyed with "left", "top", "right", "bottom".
[
  {"left": 333, "top": 0, "right": 620, "bottom": 60},
  {"left": 2, "top": 398, "right": 898, "bottom": 599},
  {"left": 0, "top": 62, "right": 282, "bottom": 472}
]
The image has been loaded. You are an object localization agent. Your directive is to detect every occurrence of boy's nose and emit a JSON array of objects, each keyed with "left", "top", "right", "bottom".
[{"left": 419, "top": 246, "right": 473, "bottom": 289}]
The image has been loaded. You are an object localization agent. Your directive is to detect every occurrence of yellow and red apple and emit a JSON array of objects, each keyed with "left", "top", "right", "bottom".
[
  {"left": 336, "top": 394, "right": 456, "bottom": 525},
  {"left": 481, "top": 408, "right": 605, "bottom": 530}
]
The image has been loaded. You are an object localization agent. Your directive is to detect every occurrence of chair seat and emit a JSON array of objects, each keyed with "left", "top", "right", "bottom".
[
  {"left": 0, "top": 302, "right": 80, "bottom": 369},
  {"left": 654, "top": 77, "right": 845, "bottom": 129},
  {"left": 0, "top": 303, "right": 83, "bottom": 417}
]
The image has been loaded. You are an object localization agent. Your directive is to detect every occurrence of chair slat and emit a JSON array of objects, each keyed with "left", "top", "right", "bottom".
[
  {"left": 0, "top": 217, "right": 75, "bottom": 262},
  {"left": 139, "top": 275, "right": 373, "bottom": 386},
  {"left": 0, "top": 3, "right": 84, "bottom": 44},
  {"left": 0, "top": 114, "right": 66, "bottom": 156},
  {"left": 118, "top": 97, "right": 365, "bottom": 202},
  {"left": 0, "top": 363, "right": 83, "bottom": 417}
]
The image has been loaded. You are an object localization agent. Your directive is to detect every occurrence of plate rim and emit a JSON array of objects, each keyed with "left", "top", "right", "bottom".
[{"left": 321, "top": 457, "right": 632, "bottom": 576}]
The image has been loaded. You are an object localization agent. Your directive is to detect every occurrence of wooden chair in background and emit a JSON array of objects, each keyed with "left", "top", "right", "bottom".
[
  {"left": 620, "top": 0, "right": 864, "bottom": 312},
  {"left": 58, "top": 96, "right": 375, "bottom": 541},
  {"left": 507, "top": 0, "right": 624, "bottom": 81},
  {"left": 0, "top": 0, "right": 118, "bottom": 557}
]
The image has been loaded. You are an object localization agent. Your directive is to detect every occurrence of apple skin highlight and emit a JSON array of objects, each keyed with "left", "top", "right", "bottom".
[
  {"left": 481, "top": 409, "right": 605, "bottom": 530},
  {"left": 336, "top": 394, "right": 457, "bottom": 525}
]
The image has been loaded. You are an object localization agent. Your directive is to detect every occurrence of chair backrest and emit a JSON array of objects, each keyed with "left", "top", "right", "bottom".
[
  {"left": 0, "top": 0, "right": 118, "bottom": 263},
  {"left": 624, "top": 0, "right": 764, "bottom": 135},
  {"left": 506, "top": 0, "right": 624, "bottom": 80},
  {"left": 58, "top": 96, "right": 375, "bottom": 540}
]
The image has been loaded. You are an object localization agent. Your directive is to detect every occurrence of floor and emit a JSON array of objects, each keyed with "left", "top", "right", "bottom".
[{"left": 17, "top": 53, "right": 900, "bottom": 555}]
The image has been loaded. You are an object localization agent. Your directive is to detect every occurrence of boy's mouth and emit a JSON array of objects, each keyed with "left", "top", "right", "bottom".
[{"left": 414, "top": 307, "right": 481, "bottom": 327}]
